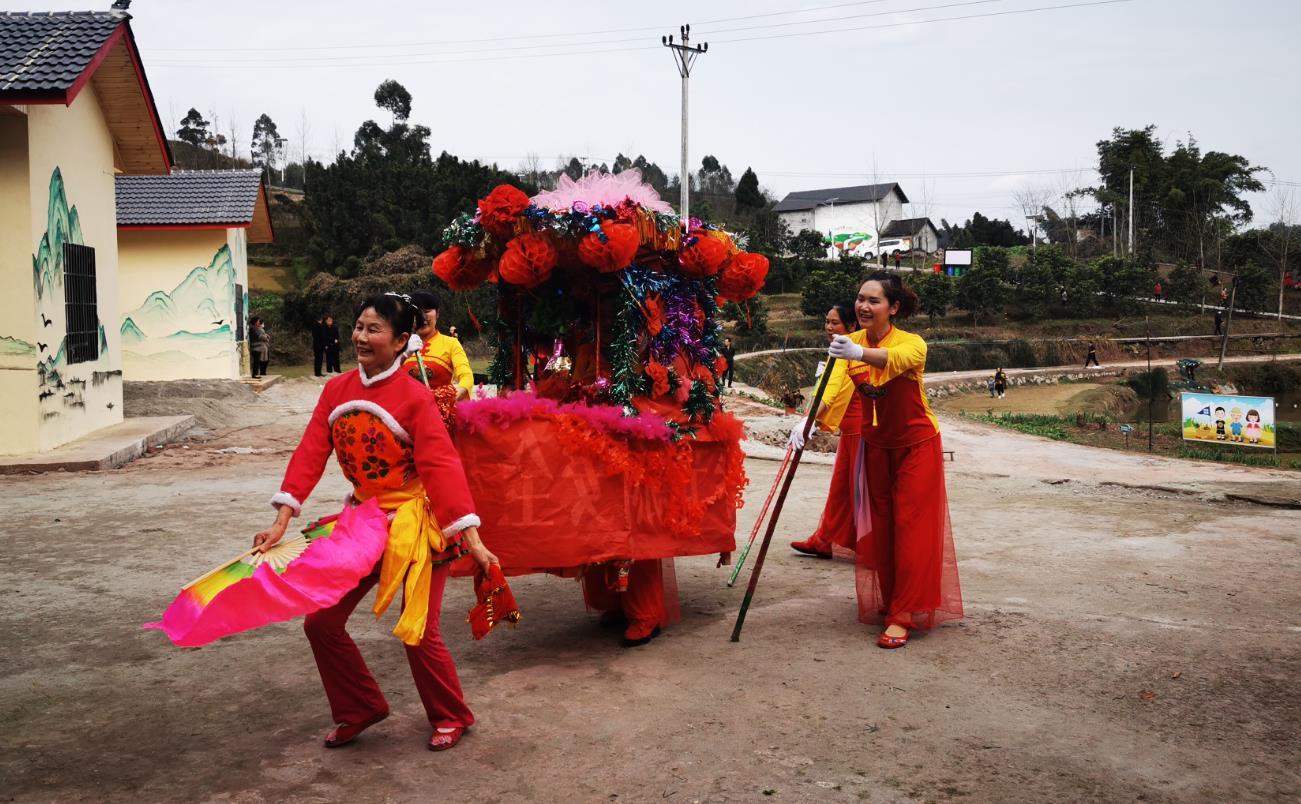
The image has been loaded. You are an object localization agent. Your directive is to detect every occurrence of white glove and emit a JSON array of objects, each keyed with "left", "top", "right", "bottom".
[
  {"left": 787, "top": 421, "right": 808, "bottom": 451},
  {"left": 828, "top": 335, "right": 864, "bottom": 362}
]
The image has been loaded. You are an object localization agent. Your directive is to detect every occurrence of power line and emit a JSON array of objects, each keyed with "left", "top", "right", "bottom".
[
  {"left": 148, "top": 0, "right": 1004, "bottom": 66},
  {"left": 148, "top": 0, "right": 1138, "bottom": 69},
  {"left": 147, "top": 0, "right": 905, "bottom": 53}
]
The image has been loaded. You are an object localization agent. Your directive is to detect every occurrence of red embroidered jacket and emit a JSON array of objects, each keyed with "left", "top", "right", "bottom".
[{"left": 271, "top": 358, "right": 479, "bottom": 533}]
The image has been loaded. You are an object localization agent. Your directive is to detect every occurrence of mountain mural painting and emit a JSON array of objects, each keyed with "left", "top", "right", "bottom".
[
  {"left": 121, "top": 244, "right": 239, "bottom": 377},
  {"left": 29, "top": 167, "right": 118, "bottom": 429}
]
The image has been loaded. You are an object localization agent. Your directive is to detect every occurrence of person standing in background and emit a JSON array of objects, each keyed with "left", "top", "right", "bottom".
[
  {"left": 323, "top": 316, "right": 341, "bottom": 373},
  {"left": 250, "top": 316, "right": 270, "bottom": 378},
  {"left": 721, "top": 338, "right": 736, "bottom": 388},
  {"left": 1084, "top": 342, "right": 1099, "bottom": 368},
  {"left": 312, "top": 316, "right": 327, "bottom": 377}
]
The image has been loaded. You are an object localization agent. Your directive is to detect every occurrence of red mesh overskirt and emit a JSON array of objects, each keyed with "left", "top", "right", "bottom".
[
  {"left": 804, "top": 395, "right": 861, "bottom": 558},
  {"left": 853, "top": 434, "right": 963, "bottom": 630}
]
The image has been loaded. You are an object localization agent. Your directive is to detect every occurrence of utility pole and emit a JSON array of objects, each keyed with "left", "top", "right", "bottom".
[
  {"left": 1127, "top": 167, "right": 1135, "bottom": 256},
  {"left": 1146, "top": 311, "right": 1153, "bottom": 452},
  {"left": 662, "top": 25, "right": 708, "bottom": 229},
  {"left": 1217, "top": 277, "right": 1237, "bottom": 371}
]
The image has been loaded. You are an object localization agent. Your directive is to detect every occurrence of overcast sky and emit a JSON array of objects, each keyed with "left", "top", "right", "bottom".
[{"left": 27, "top": 0, "right": 1300, "bottom": 230}]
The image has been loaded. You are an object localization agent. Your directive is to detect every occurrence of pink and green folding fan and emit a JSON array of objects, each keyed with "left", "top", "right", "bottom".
[{"left": 145, "top": 499, "right": 390, "bottom": 647}]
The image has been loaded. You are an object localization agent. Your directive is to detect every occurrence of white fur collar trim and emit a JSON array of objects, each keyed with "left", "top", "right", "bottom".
[
  {"left": 328, "top": 400, "right": 413, "bottom": 444},
  {"left": 358, "top": 356, "right": 405, "bottom": 387}
]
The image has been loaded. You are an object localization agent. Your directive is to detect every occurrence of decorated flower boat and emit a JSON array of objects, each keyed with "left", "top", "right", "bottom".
[{"left": 432, "top": 171, "right": 768, "bottom": 584}]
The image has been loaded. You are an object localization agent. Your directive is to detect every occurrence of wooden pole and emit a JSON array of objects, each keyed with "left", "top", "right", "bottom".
[{"left": 730, "top": 357, "right": 838, "bottom": 642}]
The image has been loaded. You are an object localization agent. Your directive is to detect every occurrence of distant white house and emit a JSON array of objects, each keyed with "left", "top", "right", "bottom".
[
  {"left": 879, "top": 217, "right": 940, "bottom": 256},
  {"left": 776, "top": 183, "right": 931, "bottom": 258}
]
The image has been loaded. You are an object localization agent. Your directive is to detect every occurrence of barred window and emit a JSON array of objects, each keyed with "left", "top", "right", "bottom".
[{"left": 63, "top": 243, "right": 99, "bottom": 364}]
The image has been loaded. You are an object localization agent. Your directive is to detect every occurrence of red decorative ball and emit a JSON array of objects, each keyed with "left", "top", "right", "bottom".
[
  {"left": 478, "top": 184, "right": 530, "bottom": 239},
  {"left": 577, "top": 221, "right": 640, "bottom": 273},
  {"left": 678, "top": 236, "right": 729, "bottom": 278},
  {"left": 432, "top": 245, "right": 494, "bottom": 291},
  {"left": 717, "top": 252, "right": 770, "bottom": 302},
  {"left": 498, "top": 232, "right": 558, "bottom": 288}
]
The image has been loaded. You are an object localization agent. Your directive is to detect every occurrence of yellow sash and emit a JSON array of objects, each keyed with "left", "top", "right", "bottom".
[{"left": 354, "top": 483, "right": 450, "bottom": 646}]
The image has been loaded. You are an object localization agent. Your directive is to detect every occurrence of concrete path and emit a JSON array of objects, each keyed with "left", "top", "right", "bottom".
[{"left": 0, "top": 415, "right": 194, "bottom": 474}]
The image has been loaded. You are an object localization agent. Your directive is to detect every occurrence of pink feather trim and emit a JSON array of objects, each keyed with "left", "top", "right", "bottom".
[
  {"left": 531, "top": 169, "right": 674, "bottom": 214},
  {"left": 456, "top": 392, "right": 674, "bottom": 442}
]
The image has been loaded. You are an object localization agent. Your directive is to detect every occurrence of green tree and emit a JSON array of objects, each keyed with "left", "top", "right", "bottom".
[
  {"left": 176, "top": 108, "right": 210, "bottom": 148},
  {"left": 373, "top": 79, "right": 413, "bottom": 123},
  {"left": 1231, "top": 262, "right": 1274, "bottom": 313},
  {"left": 800, "top": 263, "right": 864, "bottom": 317},
  {"left": 722, "top": 295, "right": 768, "bottom": 336},
  {"left": 1164, "top": 262, "right": 1204, "bottom": 306},
  {"left": 734, "top": 167, "right": 764, "bottom": 210},
  {"left": 955, "top": 247, "right": 1009, "bottom": 324},
  {"left": 789, "top": 229, "right": 829, "bottom": 260},
  {"left": 942, "top": 212, "right": 1030, "bottom": 248},
  {"left": 1093, "top": 255, "right": 1154, "bottom": 312},
  {"left": 913, "top": 271, "right": 955, "bottom": 323},
  {"left": 250, "top": 113, "right": 281, "bottom": 170}
]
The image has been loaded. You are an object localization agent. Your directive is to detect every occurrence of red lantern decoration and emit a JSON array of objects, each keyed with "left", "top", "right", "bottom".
[
  {"left": 478, "top": 184, "right": 530, "bottom": 238},
  {"left": 678, "top": 236, "right": 729, "bottom": 278},
  {"left": 497, "top": 232, "right": 558, "bottom": 288},
  {"left": 577, "top": 221, "right": 640, "bottom": 273},
  {"left": 717, "top": 252, "right": 770, "bottom": 302},
  {"left": 432, "top": 245, "right": 495, "bottom": 291}
]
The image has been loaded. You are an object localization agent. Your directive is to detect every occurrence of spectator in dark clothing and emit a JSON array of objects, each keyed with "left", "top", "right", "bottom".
[
  {"left": 721, "top": 338, "right": 736, "bottom": 388},
  {"left": 1084, "top": 342, "right": 1099, "bottom": 368},
  {"left": 323, "top": 316, "right": 341, "bottom": 373},
  {"left": 249, "top": 317, "right": 270, "bottom": 378},
  {"left": 312, "top": 316, "right": 327, "bottom": 377},
  {"left": 1214, "top": 309, "right": 1224, "bottom": 336}
]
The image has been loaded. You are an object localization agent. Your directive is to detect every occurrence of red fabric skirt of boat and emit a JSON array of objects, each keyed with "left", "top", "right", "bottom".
[{"left": 450, "top": 393, "right": 745, "bottom": 576}]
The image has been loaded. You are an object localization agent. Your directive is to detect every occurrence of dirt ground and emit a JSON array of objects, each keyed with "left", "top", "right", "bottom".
[
  {"left": 931, "top": 382, "right": 1130, "bottom": 417},
  {"left": 2, "top": 378, "right": 1298, "bottom": 803}
]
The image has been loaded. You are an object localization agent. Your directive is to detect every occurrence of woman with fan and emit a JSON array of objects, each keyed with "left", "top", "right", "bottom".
[{"left": 253, "top": 292, "right": 498, "bottom": 752}]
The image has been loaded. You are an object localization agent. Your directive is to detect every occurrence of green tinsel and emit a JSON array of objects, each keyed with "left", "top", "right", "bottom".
[
  {"left": 684, "top": 378, "right": 716, "bottom": 425},
  {"left": 608, "top": 285, "right": 640, "bottom": 410}
]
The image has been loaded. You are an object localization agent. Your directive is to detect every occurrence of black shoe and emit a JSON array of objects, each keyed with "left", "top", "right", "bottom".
[{"left": 622, "top": 626, "right": 661, "bottom": 648}]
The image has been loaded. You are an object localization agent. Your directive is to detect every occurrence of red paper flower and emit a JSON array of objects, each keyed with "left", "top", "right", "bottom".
[
  {"left": 714, "top": 355, "right": 729, "bottom": 375},
  {"left": 643, "top": 293, "right": 664, "bottom": 336},
  {"left": 717, "top": 252, "right": 770, "bottom": 302},
  {"left": 645, "top": 359, "right": 670, "bottom": 398},
  {"left": 432, "top": 246, "right": 495, "bottom": 291},
  {"left": 478, "top": 184, "right": 530, "bottom": 238},
  {"left": 678, "top": 236, "right": 730, "bottom": 278},
  {"left": 497, "top": 232, "right": 558, "bottom": 288},
  {"left": 693, "top": 364, "right": 717, "bottom": 393},
  {"left": 577, "top": 221, "right": 640, "bottom": 273}
]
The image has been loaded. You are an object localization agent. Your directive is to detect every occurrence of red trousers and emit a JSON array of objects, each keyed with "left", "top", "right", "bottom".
[
  {"left": 856, "top": 435, "right": 963, "bottom": 630},
  {"left": 581, "top": 559, "right": 665, "bottom": 640},
  {"left": 804, "top": 432, "right": 862, "bottom": 553},
  {"left": 303, "top": 563, "right": 474, "bottom": 730}
]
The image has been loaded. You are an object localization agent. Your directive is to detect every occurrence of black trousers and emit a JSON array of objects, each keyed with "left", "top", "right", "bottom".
[
  {"left": 252, "top": 354, "right": 269, "bottom": 377},
  {"left": 325, "top": 347, "right": 341, "bottom": 373},
  {"left": 724, "top": 362, "right": 735, "bottom": 387},
  {"left": 1084, "top": 353, "right": 1099, "bottom": 367},
  {"left": 313, "top": 348, "right": 325, "bottom": 376}
]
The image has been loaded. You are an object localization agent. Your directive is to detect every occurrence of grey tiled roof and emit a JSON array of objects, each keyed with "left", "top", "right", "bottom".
[
  {"left": 881, "top": 217, "right": 937, "bottom": 237},
  {"left": 775, "top": 183, "right": 909, "bottom": 213},
  {"left": 115, "top": 170, "right": 265, "bottom": 225},
  {"left": 0, "top": 11, "right": 125, "bottom": 94}
]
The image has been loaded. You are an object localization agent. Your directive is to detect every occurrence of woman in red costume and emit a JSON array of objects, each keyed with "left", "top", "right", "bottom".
[
  {"left": 818, "top": 272, "right": 963, "bottom": 648},
  {"left": 253, "top": 293, "right": 498, "bottom": 750},
  {"left": 789, "top": 300, "right": 861, "bottom": 559}
]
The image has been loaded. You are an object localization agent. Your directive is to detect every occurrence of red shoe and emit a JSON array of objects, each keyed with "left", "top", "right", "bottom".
[
  {"left": 428, "top": 726, "right": 466, "bottom": 751},
  {"left": 877, "top": 630, "right": 909, "bottom": 649},
  {"left": 790, "top": 539, "right": 832, "bottom": 559},
  {"left": 621, "top": 623, "right": 662, "bottom": 648},
  {"left": 324, "top": 709, "right": 389, "bottom": 748}
]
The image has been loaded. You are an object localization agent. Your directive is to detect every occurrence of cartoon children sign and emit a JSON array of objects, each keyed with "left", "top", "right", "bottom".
[{"left": 1180, "top": 393, "right": 1276, "bottom": 449}]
